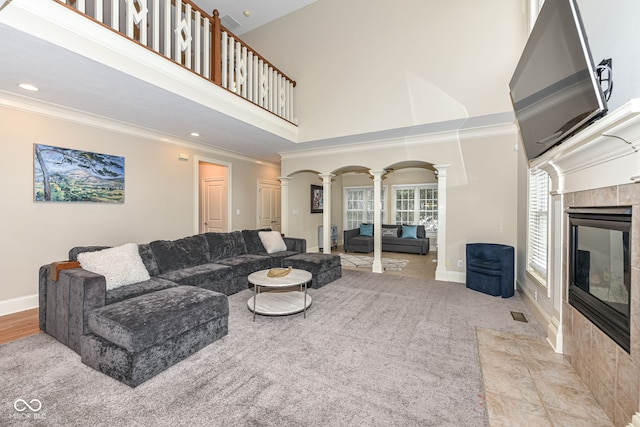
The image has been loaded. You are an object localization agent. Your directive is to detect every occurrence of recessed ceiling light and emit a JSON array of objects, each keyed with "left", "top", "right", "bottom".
[
  {"left": 18, "top": 83, "right": 39, "bottom": 92},
  {"left": 190, "top": 132, "right": 200, "bottom": 137},
  {"left": 243, "top": 10, "right": 251, "bottom": 17}
]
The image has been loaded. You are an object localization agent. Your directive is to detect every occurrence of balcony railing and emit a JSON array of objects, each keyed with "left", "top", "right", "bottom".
[{"left": 56, "top": 0, "right": 296, "bottom": 123}]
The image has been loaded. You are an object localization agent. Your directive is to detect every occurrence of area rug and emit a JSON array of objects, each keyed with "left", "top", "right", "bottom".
[
  {"left": 339, "top": 253, "right": 409, "bottom": 271},
  {"left": 0, "top": 270, "right": 545, "bottom": 426}
]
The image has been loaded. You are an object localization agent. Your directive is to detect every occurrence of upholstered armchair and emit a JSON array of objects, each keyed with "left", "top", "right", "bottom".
[{"left": 465, "top": 243, "right": 514, "bottom": 298}]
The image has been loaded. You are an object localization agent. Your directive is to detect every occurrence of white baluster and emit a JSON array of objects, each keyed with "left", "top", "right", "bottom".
[
  {"left": 95, "top": 0, "right": 104, "bottom": 23},
  {"left": 126, "top": 0, "right": 148, "bottom": 45},
  {"left": 228, "top": 36, "right": 235, "bottom": 91},
  {"left": 242, "top": 46, "right": 248, "bottom": 98},
  {"left": 253, "top": 57, "right": 259, "bottom": 103},
  {"left": 259, "top": 60, "right": 267, "bottom": 108},
  {"left": 221, "top": 31, "right": 228, "bottom": 87},
  {"left": 269, "top": 67, "right": 274, "bottom": 112},
  {"left": 173, "top": 0, "right": 182, "bottom": 62},
  {"left": 247, "top": 51, "right": 254, "bottom": 102},
  {"left": 235, "top": 43, "right": 247, "bottom": 97},
  {"left": 289, "top": 81, "right": 294, "bottom": 121},
  {"left": 203, "top": 18, "right": 210, "bottom": 79},
  {"left": 280, "top": 75, "right": 286, "bottom": 116},
  {"left": 194, "top": 11, "right": 201, "bottom": 73},
  {"left": 163, "top": 0, "right": 171, "bottom": 57},
  {"left": 184, "top": 4, "right": 192, "bottom": 68},
  {"left": 173, "top": 1, "right": 192, "bottom": 66},
  {"left": 111, "top": 0, "right": 119, "bottom": 31},
  {"left": 77, "top": 0, "right": 86, "bottom": 13},
  {"left": 151, "top": 0, "right": 159, "bottom": 51}
]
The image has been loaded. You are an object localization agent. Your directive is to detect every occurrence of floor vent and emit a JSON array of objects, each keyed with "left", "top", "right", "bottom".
[{"left": 510, "top": 311, "right": 528, "bottom": 322}]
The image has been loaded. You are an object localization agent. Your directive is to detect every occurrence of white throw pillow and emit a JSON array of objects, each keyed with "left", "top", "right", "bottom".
[
  {"left": 77, "top": 243, "right": 150, "bottom": 290},
  {"left": 258, "top": 231, "right": 287, "bottom": 254}
]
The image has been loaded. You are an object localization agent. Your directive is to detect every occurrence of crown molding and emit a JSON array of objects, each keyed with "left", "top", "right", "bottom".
[
  {"left": 0, "top": 91, "right": 280, "bottom": 168},
  {"left": 280, "top": 121, "right": 516, "bottom": 161}
]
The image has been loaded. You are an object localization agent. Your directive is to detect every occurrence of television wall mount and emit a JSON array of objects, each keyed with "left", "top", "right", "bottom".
[{"left": 596, "top": 58, "right": 613, "bottom": 101}]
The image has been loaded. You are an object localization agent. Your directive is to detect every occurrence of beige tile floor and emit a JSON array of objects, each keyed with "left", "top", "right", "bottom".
[
  {"left": 333, "top": 247, "right": 614, "bottom": 426},
  {"left": 477, "top": 328, "right": 613, "bottom": 427}
]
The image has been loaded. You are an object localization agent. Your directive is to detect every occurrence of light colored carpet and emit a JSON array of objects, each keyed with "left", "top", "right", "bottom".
[
  {"left": 339, "top": 253, "right": 409, "bottom": 271},
  {"left": 0, "top": 270, "right": 545, "bottom": 426}
]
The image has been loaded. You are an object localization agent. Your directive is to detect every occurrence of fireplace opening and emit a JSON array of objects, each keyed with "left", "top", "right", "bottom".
[{"left": 568, "top": 206, "right": 631, "bottom": 353}]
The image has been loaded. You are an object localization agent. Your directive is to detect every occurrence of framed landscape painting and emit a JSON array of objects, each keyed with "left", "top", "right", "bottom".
[{"left": 34, "top": 144, "right": 125, "bottom": 203}]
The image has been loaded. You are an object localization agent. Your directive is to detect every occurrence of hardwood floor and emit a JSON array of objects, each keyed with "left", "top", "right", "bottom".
[
  {"left": 0, "top": 249, "right": 434, "bottom": 345},
  {"left": 0, "top": 308, "right": 40, "bottom": 344}
]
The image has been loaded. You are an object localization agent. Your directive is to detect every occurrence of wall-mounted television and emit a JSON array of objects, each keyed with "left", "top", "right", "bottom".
[{"left": 509, "top": 0, "right": 608, "bottom": 161}]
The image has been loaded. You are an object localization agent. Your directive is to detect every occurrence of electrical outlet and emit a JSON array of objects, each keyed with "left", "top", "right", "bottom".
[
  {"left": 457, "top": 260, "right": 463, "bottom": 268},
  {"left": 534, "top": 289, "right": 538, "bottom": 300}
]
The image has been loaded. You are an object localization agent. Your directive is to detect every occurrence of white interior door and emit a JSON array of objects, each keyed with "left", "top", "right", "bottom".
[
  {"left": 202, "top": 177, "right": 227, "bottom": 233},
  {"left": 257, "top": 180, "right": 281, "bottom": 232}
]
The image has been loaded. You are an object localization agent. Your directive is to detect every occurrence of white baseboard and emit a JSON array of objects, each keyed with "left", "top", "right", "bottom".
[
  {"left": 517, "top": 280, "right": 562, "bottom": 353},
  {"left": 0, "top": 294, "right": 39, "bottom": 317},
  {"left": 436, "top": 270, "right": 465, "bottom": 283}
]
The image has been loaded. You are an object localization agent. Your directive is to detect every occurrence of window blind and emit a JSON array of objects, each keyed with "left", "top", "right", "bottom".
[{"left": 528, "top": 168, "right": 549, "bottom": 278}]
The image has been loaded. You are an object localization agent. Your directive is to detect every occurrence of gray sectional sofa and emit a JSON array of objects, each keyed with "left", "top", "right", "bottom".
[
  {"left": 39, "top": 229, "right": 341, "bottom": 386},
  {"left": 343, "top": 224, "right": 430, "bottom": 255}
]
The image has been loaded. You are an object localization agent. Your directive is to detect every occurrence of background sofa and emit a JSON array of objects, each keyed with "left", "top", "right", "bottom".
[{"left": 343, "top": 224, "right": 430, "bottom": 255}]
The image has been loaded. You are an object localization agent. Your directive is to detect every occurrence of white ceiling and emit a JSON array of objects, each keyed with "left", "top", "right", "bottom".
[
  {"left": 0, "top": 0, "right": 319, "bottom": 163},
  {"left": 195, "top": 0, "right": 318, "bottom": 35}
]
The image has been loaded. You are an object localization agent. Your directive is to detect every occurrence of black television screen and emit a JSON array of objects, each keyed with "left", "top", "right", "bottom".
[{"left": 509, "top": 0, "right": 607, "bottom": 161}]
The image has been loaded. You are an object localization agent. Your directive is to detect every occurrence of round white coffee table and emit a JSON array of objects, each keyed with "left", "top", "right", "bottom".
[{"left": 247, "top": 269, "right": 312, "bottom": 321}]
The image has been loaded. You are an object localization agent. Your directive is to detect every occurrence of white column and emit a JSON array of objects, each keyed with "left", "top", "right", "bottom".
[
  {"left": 370, "top": 170, "right": 385, "bottom": 273},
  {"left": 434, "top": 164, "right": 449, "bottom": 281},
  {"left": 319, "top": 174, "right": 334, "bottom": 254},
  {"left": 278, "top": 177, "right": 291, "bottom": 237}
]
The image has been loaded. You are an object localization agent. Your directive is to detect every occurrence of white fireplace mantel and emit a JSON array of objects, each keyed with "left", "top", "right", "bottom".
[{"left": 531, "top": 98, "right": 640, "bottom": 193}]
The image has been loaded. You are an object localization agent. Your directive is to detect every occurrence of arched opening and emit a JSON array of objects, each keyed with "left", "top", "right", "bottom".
[{"left": 280, "top": 161, "right": 445, "bottom": 280}]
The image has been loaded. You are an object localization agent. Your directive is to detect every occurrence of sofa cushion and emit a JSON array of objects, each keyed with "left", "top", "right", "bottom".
[
  {"left": 282, "top": 253, "right": 341, "bottom": 272},
  {"left": 88, "top": 286, "right": 228, "bottom": 353},
  {"left": 150, "top": 235, "right": 210, "bottom": 273},
  {"left": 402, "top": 225, "right": 418, "bottom": 239},
  {"left": 215, "top": 254, "right": 273, "bottom": 277},
  {"left": 242, "top": 229, "right": 271, "bottom": 254},
  {"left": 467, "top": 259, "right": 502, "bottom": 275},
  {"left": 105, "top": 277, "right": 178, "bottom": 305},
  {"left": 263, "top": 251, "right": 301, "bottom": 268},
  {"left": 157, "top": 263, "right": 232, "bottom": 288},
  {"left": 258, "top": 231, "right": 287, "bottom": 254},
  {"left": 205, "top": 231, "right": 247, "bottom": 261},
  {"left": 69, "top": 246, "right": 111, "bottom": 261},
  {"left": 359, "top": 224, "right": 373, "bottom": 236},
  {"left": 137, "top": 243, "right": 160, "bottom": 277},
  {"left": 381, "top": 227, "right": 399, "bottom": 237},
  {"left": 77, "top": 243, "right": 151, "bottom": 290}
]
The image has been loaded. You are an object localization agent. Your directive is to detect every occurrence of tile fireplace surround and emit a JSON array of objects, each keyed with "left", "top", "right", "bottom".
[{"left": 562, "top": 182, "right": 640, "bottom": 426}]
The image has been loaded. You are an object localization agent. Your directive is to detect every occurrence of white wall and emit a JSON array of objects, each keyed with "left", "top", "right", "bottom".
[
  {"left": 577, "top": 0, "right": 640, "bottom": 112},
  {"left": 244, "top": 0, "right": 527, "bottom": 143},
  {"left": 0, "top": 103, "right": 280, "bottom": 314},
  {"left": 281, "top": 126, "right": 520, "bottom": 279}
]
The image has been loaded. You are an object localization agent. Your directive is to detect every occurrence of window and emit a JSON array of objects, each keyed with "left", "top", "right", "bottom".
[
  {"left": 392, "top": 184, "right": 437, "bottom": 228},
  {"left": 343, "top": 187, "right": 386, "bottom": 230},
  {"left": 528, "top": 168, "right": 549, "bottom": 281}
]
